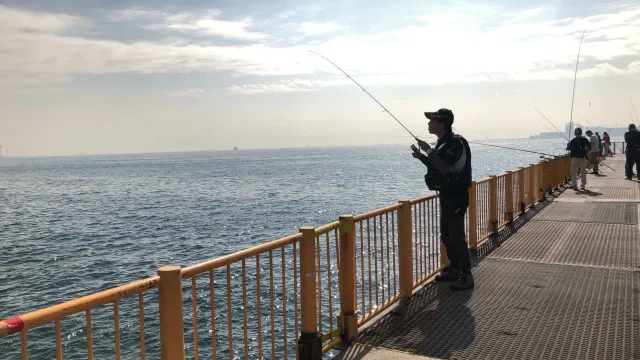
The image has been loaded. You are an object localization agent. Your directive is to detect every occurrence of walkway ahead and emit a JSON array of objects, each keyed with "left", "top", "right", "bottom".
[{"left": 337, "top": 157, "right": 639, "bottom": 360}]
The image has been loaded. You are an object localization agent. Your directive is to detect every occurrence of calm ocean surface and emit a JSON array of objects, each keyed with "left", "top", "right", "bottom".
[{"left": 0, "top": 139, "right": 598, "bottom": 359}]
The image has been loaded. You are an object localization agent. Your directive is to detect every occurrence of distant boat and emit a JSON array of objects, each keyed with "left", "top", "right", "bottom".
[{"left": 233, "top": 146, "right": 238, "bottom": 151}]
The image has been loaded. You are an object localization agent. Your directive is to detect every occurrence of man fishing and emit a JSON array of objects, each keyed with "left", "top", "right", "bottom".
[
  {"left": 410, "top": 108, "right": 474, "bottom": 291},
  {"left": 585, "top": 130, "right": 600, "bottom": 174},
  {"left": 624, "top": 124, "right": 640, "bottom": 180},
  {"left": 566, "top": 127, "right": 591, "bottom": 190}
]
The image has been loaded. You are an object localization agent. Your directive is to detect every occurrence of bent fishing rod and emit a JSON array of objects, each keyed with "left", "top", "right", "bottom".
[
  {"left": 533, "top": 106, "right": 569, "bottom": 141},
  {"left": 568, "top": 29, "right": 587, "bottom": 139},
  {"left": 308, "top": 50, "right": 418, "bottom": 140},
  {"left": 630, "top": 95, "right": 639, "bottom": 123},
  {"left": 310, "top": 50, "right": 558, "bottom": 158}
]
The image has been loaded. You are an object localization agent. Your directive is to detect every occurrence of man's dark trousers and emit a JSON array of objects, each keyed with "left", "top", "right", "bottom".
[{"left": 439, "top": 191, "right": 472, "bottom": 272}]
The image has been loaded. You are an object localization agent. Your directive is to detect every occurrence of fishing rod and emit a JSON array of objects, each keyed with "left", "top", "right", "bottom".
[
  {"left": 396, "top": 136, "right": 558, "bottom": 157},
  {"left": 577, "top": 114, "right": 595, "bottom": 128},
  {"left": 538, "top": 121, "right": 555, "bottom": 134},
  {"left": 568, "top": 29, "right": 587, "bottom": 139},
  {"left": 630, "top": 95, "right": 639, "bottom": 123},
  {"left": 467, "top": 141, "right": 557, "bottom": 157},
  {"left": 310, "top": 50, "right": 556, "bottom": 159},
  {"left": 533, "top": 106, "right": 569, "bottom": 141},
  {"left": 309, "top": 50, "right": 419, "bottom": 140}
]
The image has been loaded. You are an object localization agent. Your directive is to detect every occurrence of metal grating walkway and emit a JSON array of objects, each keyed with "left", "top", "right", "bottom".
[{"left": 349, "top": 157, "right": 640, "bottom": 360}]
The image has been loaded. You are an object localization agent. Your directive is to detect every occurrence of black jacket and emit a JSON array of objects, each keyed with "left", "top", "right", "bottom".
[
  {"left": 417, "top": 131, "right": 472, "bottom": 198},
  {"left": 566, "top": 136, "right": 591, "bottom": 158},
  {"left": 624, "top": 129, "right": 640, "bottom": 155}
]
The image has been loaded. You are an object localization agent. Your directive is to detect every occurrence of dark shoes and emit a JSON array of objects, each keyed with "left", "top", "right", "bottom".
[
  {"left": 435, "top": 266, "right": 459, "bottom": 282},
  {"left": 449, "top": 272, "right": 474, "bottom": 291},
  {"left": 435, "top": 267, "right": 475, "bottom": 290}
]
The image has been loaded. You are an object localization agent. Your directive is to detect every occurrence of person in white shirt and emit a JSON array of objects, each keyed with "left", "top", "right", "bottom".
[{"left": 585, "top": 130, "right": 600, "bottom": 174}]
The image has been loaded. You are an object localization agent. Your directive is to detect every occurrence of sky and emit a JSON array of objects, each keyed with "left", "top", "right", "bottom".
[{"left": 0, "top": 0, "right": 639, "bottom": 156}]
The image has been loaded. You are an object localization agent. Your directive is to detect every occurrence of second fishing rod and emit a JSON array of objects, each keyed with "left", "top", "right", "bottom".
[{"left": 309, "top": 50, "right": 560, "bottom": 159}]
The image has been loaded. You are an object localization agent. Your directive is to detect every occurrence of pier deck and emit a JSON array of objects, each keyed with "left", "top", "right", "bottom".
[{"left": 340, "top": 157, "right": 639, "bottom": 360}]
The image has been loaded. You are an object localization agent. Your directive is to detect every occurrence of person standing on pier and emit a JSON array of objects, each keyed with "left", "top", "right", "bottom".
[
  {"left": 566, "top": 128, "right": 591, "bottom": 190},
  {"left": 624, "top": 124, "right": 640, "bottom": 180},
  {"left": 603, "top": 132, "right": 612, "bottom": 156},
  {"left": 411, "top": 108, "right": 474, "bottom": 291},
  {"left": 585, "top": 130, "right": 600, "bottom": 174}
]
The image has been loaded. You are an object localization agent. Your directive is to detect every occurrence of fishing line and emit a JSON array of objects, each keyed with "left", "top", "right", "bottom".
[
  {"left": 309, "top": 50, "right": 419, "bottom": 140},
  {"left": 467, "top": 141, "right": 556, "bottom": 157},
  {"left": 568, "top": 29, "right": 587, "bottom": 139},
  {"left": 533, "top": 106, "right": 569, "bottom": 141},
  {"left": 577, "top": 113, "right": 595, "bottom": 128},
  {"left": 537, "top": 121, "right": 556, "bottom": 134},
  {"left": 630, "top": 95, "right": 639, "bottom": 122},
  {"left": 310, "top": 50, "right": 560, "bottom": 158}
]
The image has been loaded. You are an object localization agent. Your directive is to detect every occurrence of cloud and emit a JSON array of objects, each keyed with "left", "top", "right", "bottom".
[
  {"left": 0, "top": 5, "right": 80, "bottom": 32},
  {"left": 298, "top": 22, "right": 342, "bottom": 36},
  {"left": 165, "top": 88, "right": 206, "bottom": 97},
  {"left": 628, "top": 59, "right": 640, "bottom": 73},
  {"left": 1, "top": 4, "right": 639, "bottom": 94},
  {"left": 226, "top": 79, "right": 315, "bottom": 95},
  {"left": 107, "top": 7, "right": 266, "bottom": 41}
]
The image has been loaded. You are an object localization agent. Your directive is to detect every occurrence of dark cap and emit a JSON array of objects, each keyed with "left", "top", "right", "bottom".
[
  {"left": 630, "top": 124, "right": 636, "bottom": 130},
  {"left": 585, "top": 130, "right": 593, "bottom": 135},
  {"left": 424, "top": 108, "right": 454, "bottom": 124}
]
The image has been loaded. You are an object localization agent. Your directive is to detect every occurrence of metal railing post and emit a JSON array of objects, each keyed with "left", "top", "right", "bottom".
[
  {"left": 337, "top": 216, "right": 358, "bottom": 342},
  {"left": 518, "top": 167, "right": 525, "bottom": 214},
  {"left": 468, "top": 182, "right": 478, "bottom": 249},
  {"left": 157, "top": 266, "right": 185, "bottom": 360},
  {"left": 489, "top": 175, "right": 498, "bottom": 236},
  {"left": 540, "top": 160, "right": 548, "bottom": 198},
  {"left": 528, "top": 164, "right": 536, "bottom": 207},
  {"left": 397, "top": 200, "right": 414, "bottom": 297},
  {"left": 505, "top": 171, "right": 514, "bottom": 223},
  {"left": 298, "top": 226, "right": 322, "bottom": 360}
]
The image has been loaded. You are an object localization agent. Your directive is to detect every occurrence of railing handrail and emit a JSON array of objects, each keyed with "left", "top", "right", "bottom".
[
  {"left": 353, "top": 203, "right": 403, "bottom": 222},
  {"left": 181, "top": 233, "right": 303, "bottom": 278},
  {"left": 0, "top": 276, "right": 160, "bottom": 336}
]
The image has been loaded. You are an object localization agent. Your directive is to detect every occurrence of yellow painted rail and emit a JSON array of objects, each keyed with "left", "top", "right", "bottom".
[{"left": 0, "top": 146, "right": 622, "bottom": 359}]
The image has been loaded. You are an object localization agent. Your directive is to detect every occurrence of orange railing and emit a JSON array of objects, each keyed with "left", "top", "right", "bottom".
[{"left": 0, "top": 155, "right": 572, "bottom": 360}]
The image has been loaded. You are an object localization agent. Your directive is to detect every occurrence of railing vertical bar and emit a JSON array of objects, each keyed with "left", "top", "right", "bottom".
[
  {"left": 209, "top": 270, "right": 217, "bottom": 359},
  {"left": 86, "top": 309, "right": 93, "bottom": 360},
  {"left": 391, "top": 211, "right": 397, "bottom": 296},
  {"left": 378, "top": 215, "right": 384, "bottom": 303},
  {"left": 385, "top": 212, "right": 391, "bottom": 301},
  {"left": 359, "top": 221, "right": 365, "bottom": 322},
  {"left": 418, "top": 202, "right": 423, "bottom": 280},
  {"left": 270, "top": 250, "right": 275, "bottom": 359},
  {"left": 55, "top": 318, "right": 62, "bottom": 360},
  {"left": 334, "top": 228, "right": 340, "bottom": 271},
  {"left": 373, "top": 216, "right": 379, "bottom": 308},
  {"left": 315, "top": 235, "right": 322, "bottom": 333},
  {"left": 420, "top": 202, "right": 429, "bottom": 279},
  {"left": 427, "top": 199, "right": 432, "bottom": 273},
  {"left": 138, "top": 293, "right": 146, "bottom": 360},
  {"left": 367, "top": 218, "right": 372, "bottom": 315},
  {"left": 325, "top": 233, "right": 334, "bottom": 332},
  {"left": 226, "top": 264, "right": 233, "bottom": 360},
  {"left": 242, "top": 260, "right": 248, "bottom": 360},
  {"left": 411, "top": 205, "right": 420, "bottom": 281},
  {"left": 208, "top": 270, "right": 216, "bottom": 359},
  {"left": 256, "top": 255, "right": 263, "bottom": 360},
  {"left": 20, "top": 329, "right": 28, "bottom": 360},
  {"left": 114, "top": 301, "right": 121, "bottom": 360},
  {"left": 281, "top": 246, "right": 288, "bottom": 360},
  {"left": 293, "top": 242, "right": 299, "bottom": 360},
  {"left": 192, "top": 276, "right": 200, "bottom": 360}
]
